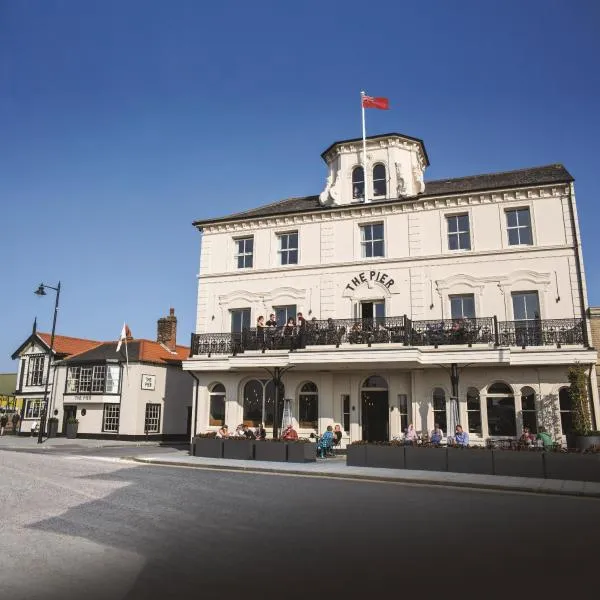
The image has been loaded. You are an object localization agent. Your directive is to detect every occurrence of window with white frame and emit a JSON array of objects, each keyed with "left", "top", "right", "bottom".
[
  {"left": 144, "top": 403, "right": 161, "bottom": 433},
  {"left": 105, "top": 366, "right": 121, "bottom": 393},
  {"left": 103, "top": 404, "right": 120, "bottom": 432},
  {"left": 360, "top": 223, "right": 384, "bottom": 258},
  {"left": 209, "top": 383, "right": 226, "bottom": 426},
  {"left": 446, "top": 214, "right": 471, "bottom": 251},
  {"left": 235, "top": 236, "right": 254, "bottom": 269},
  {"left": 278, "top": 231, "right": 298, "bottom": 265},
  {"left": 432, "top": 388, "right": 447, "bottom": 434},
  {"left": 273, "top": 305, "right": 296, "bottom": 326},
  {"left": 27, "top": 355, "right": 45, "bottom": 386},
  {"left": 450, "top": 294, "right": 476, "bottom": 320},
  {"left": 91, "top": 365, "right": 106, "bottom": 393},
  {"left": 25, "top": 399, "right": 45, "bottom": 419},
  {"left": 352, "top": 166, "right": 364, "bottom": 199},
  {"left": 298, "top": 382, "right": 318, "bottom": 429},
  {"left": 506, "top": 208, "right": 533, "bottom": 246},
  {"left": 521, "top": 386, "right": 537, "bottom": 434},
  {"left": 486, "top": 382, "right": 516, "bottom": 436},
  {"left": 79, "top": 367, "right": 93, "bottom": 393},
  {"left": 373, "top": 164, "right": 387, "bottom": 197},
  {"left": 398, "top": 394, "right": 409, "bottom": 435},
  {"left": 230, "top": 308, "right": 251, "bottom": 333},
  {"left": 466, "top": 387, "right": 482, "bottom": 435},
  {"left": 66, "top": 365, "right": 120, "bottom": 394}
]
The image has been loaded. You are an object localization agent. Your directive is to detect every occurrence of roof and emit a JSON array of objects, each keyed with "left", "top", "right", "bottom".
[
  {"left": 320, "top": 132, "right": 430, "bottom": 166},
  {"left": 11, "top": 333, "right": 101, "bottom": 360},
  {"left": 192, "top": 163, "right": 573, "bottom": 228},
  {"left": 62, "top": 339, "right": 189, "bottom": 365}
]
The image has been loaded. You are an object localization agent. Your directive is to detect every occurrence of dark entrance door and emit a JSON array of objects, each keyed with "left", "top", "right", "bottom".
[
  {"left": 186, "top": 406, "right": 192, "bottom": 438},
  {"left": 62, "top": 405, "right": 77, "bottom": 434},
  {"left": 361, "top": 390, "right": 389, "bottom": 442}
]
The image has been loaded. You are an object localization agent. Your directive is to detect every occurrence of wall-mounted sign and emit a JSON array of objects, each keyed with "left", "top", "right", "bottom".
[
  {"left": 345, "top": 270, "right": 395, "bottom": 292},
  {"left": 141, "top": 374, "right": 156, "bottom": 391}
]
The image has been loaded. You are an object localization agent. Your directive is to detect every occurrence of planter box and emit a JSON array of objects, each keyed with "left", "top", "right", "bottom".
[
  {"left": 192, "top": 437, "right": 223, "bottom": 458},
  {"left": 254, "top": 441, "right": 287, "bottom": 462},
  {"left": 492, "top": 450, "right": 544, "bottom": 478},
  {"left": 574, "top": 435, "right": 600, "bottom": 452},
  {"left": 65, "top": 423, "right": 78, "bottom": 440},
  {"left": 404, "top": 446, "right": 448, "bottom": 472},
  {"left": 287, "top": 443, "right": 317, "bottom": 463},
  {"left": 47, "top": 420, "right": 59, "bottom": 438},
  {"left": 346, "top": 445, "right": 367, "bottom": 467},
  {"left": 223, "top": 439, "right": 254, "bottom": 460},
  {"left": 543, "top": 452, "right": 600, "bottom": 483},
  {"left": 447, "top": 448, "right": 494, "bottom": 475},
  {"left": 366, "top": 445, "right": 405, "bottom": 469}
]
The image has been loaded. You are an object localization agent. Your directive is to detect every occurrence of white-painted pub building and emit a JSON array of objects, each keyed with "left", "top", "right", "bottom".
[{"left": 184, "top": 132, "right": 598, "bottom": 447}]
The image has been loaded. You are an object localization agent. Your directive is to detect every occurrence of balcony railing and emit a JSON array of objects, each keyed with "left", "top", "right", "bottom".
[{"left": 190, "top": 317, "right": 586, "bottom": 356}]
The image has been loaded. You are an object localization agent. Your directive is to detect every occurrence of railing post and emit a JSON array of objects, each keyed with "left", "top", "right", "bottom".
[
  {"left": 404, "top": 315, "right": 411, "bottom": 346},
  {"left": 189, "top": 332, "right": 195, "bottom": 357},
  {"left": 493, "top": 316, "right": 499, "bottom": 347}
]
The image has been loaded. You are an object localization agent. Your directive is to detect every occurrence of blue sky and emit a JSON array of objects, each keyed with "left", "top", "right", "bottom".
[{"left": 1, "top": 0, "right": 599, "bottom": 372}]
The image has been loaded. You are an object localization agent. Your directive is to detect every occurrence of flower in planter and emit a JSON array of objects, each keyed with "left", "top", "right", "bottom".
[
  {"left": 66, "top": 417, "right": 79, "bottom": 425},
  {"left": 196, "top": 432, "right": 217, "bottom": 438}
]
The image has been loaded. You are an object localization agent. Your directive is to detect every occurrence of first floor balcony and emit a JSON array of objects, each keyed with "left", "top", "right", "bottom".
[{"left": 190, "top": 316, "right": 587, "bottom": 357}]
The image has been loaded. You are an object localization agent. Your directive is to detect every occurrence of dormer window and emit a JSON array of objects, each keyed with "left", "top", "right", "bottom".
[
  {"left": 373, "top": 164, "right": 386, "bottom": 197},
  {"left": 352, "top": 166, "right": 364, "bottom": 200}
]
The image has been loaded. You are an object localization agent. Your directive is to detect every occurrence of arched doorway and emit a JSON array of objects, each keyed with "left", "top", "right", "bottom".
[{"left": 361, "top": 375, "right": 389, "bottom": 442}]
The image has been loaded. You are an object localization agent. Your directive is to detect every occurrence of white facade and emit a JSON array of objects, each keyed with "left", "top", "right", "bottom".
[{"left": 185, "top": 133, "right": 598, "bottom": 445}]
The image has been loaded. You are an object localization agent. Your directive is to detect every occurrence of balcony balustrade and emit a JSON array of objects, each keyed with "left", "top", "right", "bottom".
[{"left": 189, "top": 316, "right": 586, "bottom": 357}]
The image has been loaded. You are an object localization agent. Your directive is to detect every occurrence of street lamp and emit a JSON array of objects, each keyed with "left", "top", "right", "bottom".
[{"left": 34, "top": 281, "right": 61, "bottom": 444}]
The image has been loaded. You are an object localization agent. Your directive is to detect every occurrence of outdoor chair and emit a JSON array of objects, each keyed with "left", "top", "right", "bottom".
[{"left": 317, "top": 435, "right": 335, "bottom": 458}]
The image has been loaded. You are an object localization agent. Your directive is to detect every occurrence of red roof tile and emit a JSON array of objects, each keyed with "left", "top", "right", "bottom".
[
  {"left": 138, "top": 340, "right": 189, "bottom": 364},
  {"left": 37, "top": 333, "right": 102, "bottom": 357}
]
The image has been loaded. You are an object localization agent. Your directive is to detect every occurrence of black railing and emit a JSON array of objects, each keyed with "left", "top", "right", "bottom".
[
  {"left": 190, "top": 317, "right": 586, "bottom": 356},
  {"left": 497, "top": 319, "right": 585, "bottom": 348}
]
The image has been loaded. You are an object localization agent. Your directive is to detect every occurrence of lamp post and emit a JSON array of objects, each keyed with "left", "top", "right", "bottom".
[{"left": 34, "top": 281, "right": 61, "bottom": 444}]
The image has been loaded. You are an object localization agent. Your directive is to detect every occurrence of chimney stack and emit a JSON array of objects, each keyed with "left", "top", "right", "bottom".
[{"left": 157, "top": 308, "right": 177, "bottom": 352}]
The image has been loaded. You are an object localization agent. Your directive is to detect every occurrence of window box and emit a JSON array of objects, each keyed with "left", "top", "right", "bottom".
[
  {"left": 346, "top": 444, "right": 367, "bottom": 466},
  {"left": 66, "top": 422, "right": 78, "bottom": 440},
  {"left": 254, "top": 440, "right": 287, "bottom": 462},
  {"left": 543, "top": 452, "right": 600, "bottom": 483},
  {"left": 447, "top": 447, "right": 494, "bottom": 475},
  {"left": 192, "top": 437, "right": 223, "bottom": 458},
  {"left": 222, "top": 439, "right": 254, "bottom": 460},
  {"left": 366, "top": 444, "right": 405, "bottom": 469},
  {"left": 492, "top": 450, "right": 544, "bottom": 478},
  {"left": 404, "top": 446, "right": 448, "bottom": 472},
  {"left": 286, "top": 442, "right": 316, "bottom": 463}
]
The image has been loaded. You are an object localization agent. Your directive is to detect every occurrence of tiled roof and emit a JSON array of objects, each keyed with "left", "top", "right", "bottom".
[
  {"left": 192, "top": 163, "right": 573, "bottom": 228},
  {"left": 63, "top": 339, "right": 189, "bottom": 365},
  {"left": 37, "top": 333, "right": 101, "bottom": 357}
]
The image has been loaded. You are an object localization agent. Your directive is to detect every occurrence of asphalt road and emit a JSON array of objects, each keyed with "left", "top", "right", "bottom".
[{"left": 1, "top": 450, "right": 598, "bottom": 600}]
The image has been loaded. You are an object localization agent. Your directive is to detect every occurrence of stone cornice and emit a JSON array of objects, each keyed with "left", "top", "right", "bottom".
[{"left": 203, "top": 183, "right": 569, "bottom": 235}]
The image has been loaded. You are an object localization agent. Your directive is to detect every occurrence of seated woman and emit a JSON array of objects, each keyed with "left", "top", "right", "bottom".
[
  {"left": 333, "top": 424, "right": 343, "bottom": 446},
  {"left": 536, "top": 426, "right": 553, "bottom": 448},
  {"left": 520, "top": 426, "right": 535, "bottom": 446},
  {"left": 404, "top": 424, "right": 418, "bottom": 445},
  {"left": 317, "top": 425, "right": 335, "bottom": 457},
  {"left": 430, "top": 423, "right": 444, "bottom": 445},
  {"left": 281, "top": 424, "right": 298, "bottom": 441},
  {"left": 216, "top": 425, "right": 229, "bottom": 438}
]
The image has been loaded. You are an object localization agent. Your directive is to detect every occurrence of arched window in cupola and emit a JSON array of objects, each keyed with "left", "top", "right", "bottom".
[
  {"left": 352, "top": 166, "right": 364, "bottom": 200},
  {"left": 373, "top": 163, "right": 387, "bottom": 197}
]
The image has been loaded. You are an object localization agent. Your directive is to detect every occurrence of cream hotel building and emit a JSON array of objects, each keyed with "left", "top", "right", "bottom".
[{"left": 184, "top": 132, "right": 598, "bottom": 446}]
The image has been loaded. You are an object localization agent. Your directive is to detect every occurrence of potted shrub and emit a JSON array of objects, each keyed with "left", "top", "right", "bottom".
[
  {"left": 566, "top": 364, "right": 600, "bottom": 450},
  {"left": 65, "top": 417, "right": 79, "bottom": 439},
  {"left": 346, "top": 441, "right": 368, "bottom": 467},
  {"left": 47, "top": 417, "right": 59, "bottom": 438},
  {"left": 365, "top": 440, "right": 405, "bottom": 469},
  {"left": 255, "top": 438, "right": 288, "bottom": 462},
  {"left": 222, "top": 436, "right": 254, "bottom": 460},
  {"left": 191, "top": 431, "right": 223, "bottom": 458},
  {"left": 286, "top": 438, "right": 317, "bottom": 463}
]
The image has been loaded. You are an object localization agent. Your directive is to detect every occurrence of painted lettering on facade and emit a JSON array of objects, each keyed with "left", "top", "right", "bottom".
[{"left": 345, "top": 271, "right": 395, "bottom": 291}]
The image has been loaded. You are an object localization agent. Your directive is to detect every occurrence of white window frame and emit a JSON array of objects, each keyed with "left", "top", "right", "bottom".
[
  {"left": 372, "top": 163, "right": 387, "bottom": 197},
  {"left": 449, "top": 294, "right": 476, "bottom": 319},
  {"left": 277, "top": 231, "right": 298, "bottom": 266},
  {"left": 505, "top": 207, "right": 533, "bottom": 246},
  {"left": 91, "top": 365, "right": 106, "bottom": 393},
  {"left": 446, "top": 213, "right": 471, "bottom": 251},
  {"left": 352, "top": 166, "right": 365, "bottom": 200},
  {"left": 359, "top": 222, "right": 385, "bottom": 259},
  {"left": 79, "top": 367, "right": 93, "bottom": 393},
  {"left": 298, "top": 382, "right": 318, "bottom": 430},
  {"left": 103, "top": 404, "right": 120, "bottom": 433},
  {"left": 234, "top": 236, "right": 254, "bottom": 269},
  {"left": 144, "top": 403, "right": 161, "bottom": 433},
  {"left": 25, "top": 399, "right": 45, "bottom": 419},
  {"left": 341, "top": 394, "right": 350, "bottom": 435},
  {"left": 27, "top": 354, "right": 45, "bottom": 386}
]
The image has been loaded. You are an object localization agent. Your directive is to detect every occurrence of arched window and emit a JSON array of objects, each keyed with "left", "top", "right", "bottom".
[
  {"left": 209, "top": 383, "right": 226, "bottom": 426},
  {"left": 486, "top": 382, "right": 516, "bottom": 436},
  {"left": 466, "top": 387, "right": 481, "bottom": 435},
  {"left": 362, "top": 375, "right": 388, "bottom": 389},
  {"left": 432, "top": 388, "right": 447, "bottom": 433},
  {"left": 243, "top": 380, "right": 264, "bottom": 427},
  {"left": 352, "top": 166, "right": 364, "bottom": 200},
  {"left": 299, "top": 382, "right": 318, "bottom": 429},
  {"left": 559, "top": 387, "right": 572, "bottom": 434},
  {"left": 264, "top": 379, "right": 285, "bottom": 427},
  {"left": 373, "top": 164, "right": 386, "bottom": 197},
  {"left": 521, "top": 386, "right": 537, "bottom": 433}
]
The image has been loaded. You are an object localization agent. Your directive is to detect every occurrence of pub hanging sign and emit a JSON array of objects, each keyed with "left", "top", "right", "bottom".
[{"left": 345, "top": 270, "right": 395, "bottom": 292}]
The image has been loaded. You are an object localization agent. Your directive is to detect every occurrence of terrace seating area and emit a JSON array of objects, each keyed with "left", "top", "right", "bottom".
[{"left": 189, "top": 316, "right": 586, "bottom": 357}]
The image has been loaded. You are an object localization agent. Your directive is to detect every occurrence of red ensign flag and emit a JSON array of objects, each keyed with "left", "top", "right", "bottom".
[{"left": 362, "top": 95, "right": 389, "bottom": 110}]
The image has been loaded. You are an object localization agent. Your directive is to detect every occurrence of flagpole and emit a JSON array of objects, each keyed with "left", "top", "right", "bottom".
[{"left": 360, "top": 90, "right": 369, "bottom": 204}]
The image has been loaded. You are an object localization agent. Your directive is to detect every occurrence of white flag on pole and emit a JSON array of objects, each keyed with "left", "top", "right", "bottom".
[{"left": 116, "top": 323, "right": 130, "bottom": 352}]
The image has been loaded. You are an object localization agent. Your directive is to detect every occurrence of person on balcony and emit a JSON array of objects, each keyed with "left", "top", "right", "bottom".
[
  {"left": 284, "top": 318, "right": 296, "bottom": 337},
  {"left": 297, "top": 312, "right": 306, "bottom": 348},
  {"left": 454, "top": 424, "right": 469, "bottom": 447},
  {"left": 281, "top": 424, "right": 298, "bottom": 441},
  {"left": 430, "top": 423, "right": 444, "bottom": 445},
  {"left": 266, "top": 313, "right": 277, "bottom": 327}
]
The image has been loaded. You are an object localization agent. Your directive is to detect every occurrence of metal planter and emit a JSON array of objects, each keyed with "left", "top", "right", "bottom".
[
  {"left": 404, "top": 446, "right": 448, "bottom": 472},
  {"left": 447, "top": 448, "right": 494, "bottom": 475},
  {"left": 222, "top": 439, "right": 254, "bottom": 460},
  {"left": 492, "top": 450, "right": 545, "bottom": 478},
  {"left": 543, "top": 452, "right": 600, "bottom": 483},
  {"left": 346, "top": 444, "right": 367, "bottom": 466},
  {"left": 254, "top": 441, "right": 287, "bottom": 462},
  {"left": 366, "top": 445, "right": 405, "bottom": 469},
  {"left": 286, "top": 442, "right": 317, "bottom": 463},
  {"left": 192, "top": 437, "right": 223, "bottom": 458},
  {"left": 65, "top": 423, "right": 78, "bottom": 440}
]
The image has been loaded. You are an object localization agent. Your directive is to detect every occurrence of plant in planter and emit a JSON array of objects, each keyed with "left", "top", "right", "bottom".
[
  {"left": 566, "top": 364, "right": 600, "bottom": 450},
  {"left": 47, "top": 417, "right": 59, "bottom": 438},
  {"left": 286, "top": 438, "right": 316, "bottom": 463},
  {"left": 65, "top": 417, "right": 79, "bottom": 439},
  {"left": 222, "top": 436, "right": 254, "bottom": 460}
]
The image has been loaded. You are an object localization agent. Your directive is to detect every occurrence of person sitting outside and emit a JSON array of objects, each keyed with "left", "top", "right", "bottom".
[
  {"left": 333, "top": 424, "right": 343, "bottom": 447},
  {"left": 536, "top": 426, "right": 553, "bottom": 449},
  {"left": 243, "top": 424, "right": 256, "bottom": 439},
  {"left": 216, "top": 425, "right": 229, "bottom": 438},
  {"left": 404, "top": 424, "right": 418, "bottom": 445},
  {"left": 520, "top": 426, "right": 535, "bottom": 447},
  {"left": 255, "top": 422, "right": 266, "bottom": 440},
  {"left": 281, "top": 424, "right": 298, "bottom": 441},
  {"left": 234, "top": 424, "right": 246, "bottom": 437},
  {"left": 317, "top": 425, "right": 335, "bottom": 457},
  {"left": 430, "top": 423, "right": 444, "bottom": 445},
  {"left": 454, "top": 424, "right": 469, "bottom": 447}
]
